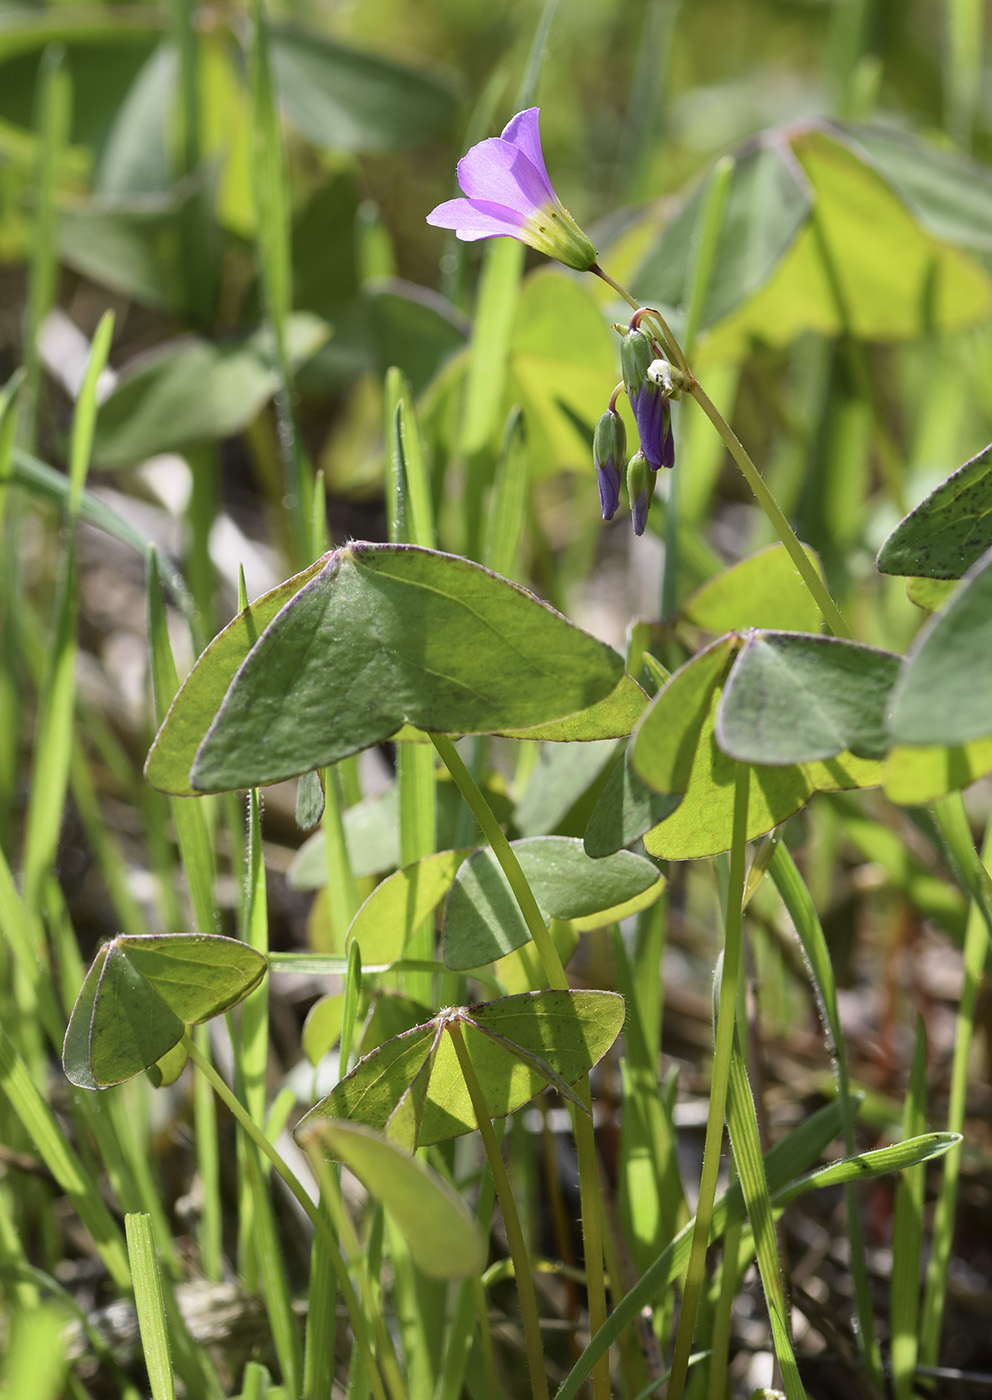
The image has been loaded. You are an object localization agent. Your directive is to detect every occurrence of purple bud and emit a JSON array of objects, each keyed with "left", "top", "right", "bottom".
[
  {"left": 626, "top": 451, "right": 655, "bottom": 536},
  {"left": 593, "top": 410, "right": 626, "bottom": 521},
  {"left": 621, "top": 330, "right": 676, "bottom": 472}
]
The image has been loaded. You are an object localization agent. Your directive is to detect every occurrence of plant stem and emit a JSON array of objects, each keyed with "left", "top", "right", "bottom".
[
  {"left": 182, "top": 1033, "right": 401, "bottom": 1400},
  {"left": 448, "top": 1018, "right": 550, "bottom": 1400},
  {"left": 430, "top": 734, "right": 566, "bottom": 991},
  {"left": 921, "top": 800, "right": 992, "bottom": 1360},
  {"left": 588, "top": 263, "right": 851, "bottom": 638},
  {"left": 431, "top": 732, "right": 611, "bottom": 1400},
  {"left": 687, "top": 383, "right": 851, "bottom": 637},
  {"left": 665, "top": 763, "right": 749, "bottom": 1400}
]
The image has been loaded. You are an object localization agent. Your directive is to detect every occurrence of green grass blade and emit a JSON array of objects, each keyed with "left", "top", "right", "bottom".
[
  {"left": 125, "top": 1213, "right": 178, "bottom": 1400},
  {"left": 0, "top": 1022, "right": 130, "bottom": 1289},
  {"left": 920, "top": 810, "right": 992, "bottom": 1362},
  {"left": 21, "top": 43, "right": 69, "bottom": 449},
  {"left": 248, "top": 0, "right": 309, "bottom": 563},
  {"left": 890, "top": 1017, "right": 928, "bottom": 1400},
  {"left": 21, "top": 314, "right": 114, "bottom": 916},
  {"left": 553, "top": 1097, "right": 847, "bottom": 1400},
  {"left": 768, "top": 838, "right": 882, "bottom": 1385},
  {"left": 484, "top": 405, "right": 529, "bottom": 579},
  {"left": 726, "top": 1037, "right": 806, "bottom": 1400}
]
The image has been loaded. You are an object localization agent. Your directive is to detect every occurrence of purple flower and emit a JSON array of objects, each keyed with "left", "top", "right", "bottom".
[{"left": 426, "top": 108, "right": 598, "bottom": 271}]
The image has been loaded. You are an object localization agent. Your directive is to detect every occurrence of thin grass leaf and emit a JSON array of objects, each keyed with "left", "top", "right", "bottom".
[
  {"left": 768, "top": 838, "right": 882, "bottom": 1384},
  {"left": 125, "top": 1214, "right": 176, "bottom": 1400},
  {"left": 890, "top": 1018, "right": 928, "bottom": 1400},
  {"left": 920, "top": 812, "right": 992, "bottom": 1363},
  {"left": 726, "top": 1039, "right": 806, "bottom": 1400},
  {"left": 0, "top": 1022, "right": 130, "bottom": 1289}
]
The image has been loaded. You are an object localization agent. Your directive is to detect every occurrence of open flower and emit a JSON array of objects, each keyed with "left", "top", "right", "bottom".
[{"left": 426, "top": 108, "right": 598, "bottom": 271}]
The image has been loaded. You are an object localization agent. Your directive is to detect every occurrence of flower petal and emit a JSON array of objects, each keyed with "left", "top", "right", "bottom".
[
  {"left": 457, "top": 136, "right": 553, "bottom": 213},
  {"left": 426, "top": 197, "right": 531, "bottom": 241},
  {"left": 500, "top": 108, "right": 553, "bottom": 189}
]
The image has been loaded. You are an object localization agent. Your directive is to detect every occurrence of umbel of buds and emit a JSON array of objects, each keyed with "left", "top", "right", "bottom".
[{"left": 594, "top": 310, "right": 682, "bottom": 535}]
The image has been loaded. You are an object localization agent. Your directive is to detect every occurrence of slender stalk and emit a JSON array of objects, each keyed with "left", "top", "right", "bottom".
[
  {"left": 665, "top": 763, "right": 749, "bottom": 1400},
  {"left": 181, "top": 1033, "right": 399, "bottom": 1400},
  {"left": 430, "top": 734, "right": 566, "bottom": 991},
  {"left": 688, "top": 383, "right": 851, "bottom": 637},
  {"left": 448, "top": 1019, "right": 549, "bottom": 1400},
  {"left": 431, "top": 732, "right": 610, "bottom": 1399},
  {"left": 920, "top": 804, "right": 992, "bottom": 1360}
]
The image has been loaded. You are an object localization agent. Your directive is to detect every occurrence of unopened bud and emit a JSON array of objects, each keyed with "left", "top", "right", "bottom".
[
  {"left": 626, "top": 451, "right": 656, "bottom": 536},
  {"left": 593, "top": 410, "right": 626, "bottom": 521}
]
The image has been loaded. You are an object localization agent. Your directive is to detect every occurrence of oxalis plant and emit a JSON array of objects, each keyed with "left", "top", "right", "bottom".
[{"left": 58, "top": 103, "right": 992, "bottom": 1400}]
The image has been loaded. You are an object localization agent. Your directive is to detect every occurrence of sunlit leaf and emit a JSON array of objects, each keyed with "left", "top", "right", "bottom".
[
  {"left": 163, "top": 544, "right": 624, "bottom": 793},
  {"left": 145, "top": 557, "right": 328, "bottom": 796},
  {"left": 347, "top": 849, "right": 472, "bottom": 968},
  {"left": 63, "top": 934, "right": 267, "bottom": 1088},
  {"left": 682, "top": 544, "right": 825, "bottom": 634},
  {"left": 296, "top": 991, "right": 625, "bottom": 1147}
]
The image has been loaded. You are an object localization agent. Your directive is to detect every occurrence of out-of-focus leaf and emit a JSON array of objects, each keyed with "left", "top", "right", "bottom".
[
  {"left": 300, "top": 1119, "right": 486, "bottom": 1279},
  {"left": 630, "top": 123, "right": 992, "bottom": 360},
  {"left": 633, "top": 136, "right": 811, "bottom": 332},
  {"left": 0, "top": 21, "right": 158, "bottom": 147},
  {"left": 848, "top": 123, "right": 992, "bottom": 255},
  {"left": 289, "top": 790, "right": 401, "bottom": 889},
  {"left": 877, "top": 443, "right": 992, "bottom": 580},
  {"left": 93, "top": 315, "right": 330, "bottom": 466},
  {"left": 59, "top": 196, "right": 189, "bottom": 312},
  {"left": 514, "top": 740, "right": 617, "bottom": 838},
  {"left": 270, "top": 25, "right": 458, "bottom": 153},
  {"left": 96, "top": 42, "right": 175, "bottom": 196},
  {"left": 507, "top": 271, "right": 618, "bottom": 475},
  {"left": 682, "top": 544, "right": 825, "bottom": 634}
]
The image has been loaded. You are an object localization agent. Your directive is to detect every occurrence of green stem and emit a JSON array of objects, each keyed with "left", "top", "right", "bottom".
[
  {"left": 448, "top": 1018, "right": 549, "bottom": 1400},
  {"left": 430, "top": 734, "right": 566, "bottom": 991},
  {"left": 431, "top": 732, "right": 610, "bottom": 1400},
  {"left": 181, "top": 1034, "right": 400, "bottom": 1400},
  {"left": 920, "top": 799, "right": 992, "bottom": 1360},
  {"left": 665, "top": 764, "right": 749, "bottom": 1400},
  {"left": 688, "top": 382, "right": 851, "bottom": 637}
]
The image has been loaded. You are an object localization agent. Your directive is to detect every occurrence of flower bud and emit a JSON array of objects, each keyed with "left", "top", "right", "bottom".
[
  {"left": 621, "top": 331, "right": 675, "bottom": 471},
  {"left": 593, "top": 409, "right": 626, "bottom": 521},
  {"left": 626, "top": 451, "right": 656, "bottom": 536}
]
